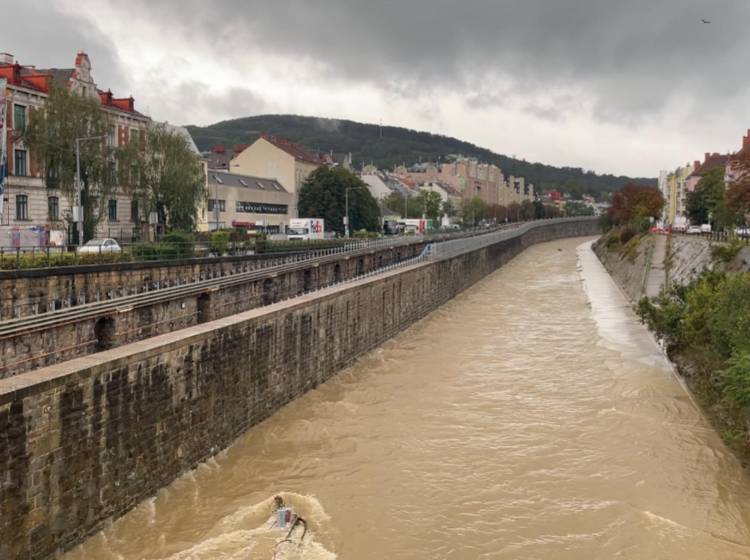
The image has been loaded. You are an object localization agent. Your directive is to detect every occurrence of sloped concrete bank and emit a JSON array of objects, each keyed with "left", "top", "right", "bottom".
[
  {"left": 0, "top": 218, "right": 598, "bottom": 560},
  {"left": 593, "top": 230, "right": 750, "bottom": 467}
]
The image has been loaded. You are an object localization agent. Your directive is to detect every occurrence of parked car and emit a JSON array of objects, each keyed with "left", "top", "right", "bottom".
[
  {"left": 686, "top": 225, "right": 702, "bottom": 235},
  {"left": 700, "top": 224, "right": 712, "bottom": 233},
  {"left": 736, "top": 227, "right": 750, "bottom": 238},
  {"left": 78, "top": 238, "right": 122, "bottom": 254}
]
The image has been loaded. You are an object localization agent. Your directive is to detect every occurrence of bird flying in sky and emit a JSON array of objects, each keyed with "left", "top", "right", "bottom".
[{"left": 701, "top": 18, "right": 711, "bottom": 23}]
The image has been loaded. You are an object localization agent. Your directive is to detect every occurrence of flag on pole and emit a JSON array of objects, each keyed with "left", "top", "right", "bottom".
[{"left": 0, "top": 78, "right": 7, "bottom": 220}]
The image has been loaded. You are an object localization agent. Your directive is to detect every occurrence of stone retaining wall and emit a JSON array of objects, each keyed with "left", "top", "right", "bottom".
[
  {"left": 0, "top": 218, "right": 598, "bottom": 560},
  {"left": 0, "top": 243, "right": 427, "bottom": 321},
  {"left": 0, "top": 243, "right": 426, "bottom": 379}
]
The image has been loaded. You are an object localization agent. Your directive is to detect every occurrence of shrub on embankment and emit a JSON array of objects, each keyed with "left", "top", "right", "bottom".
[{"left": 638, "top": 270, "right": 750, "bottom": 462}]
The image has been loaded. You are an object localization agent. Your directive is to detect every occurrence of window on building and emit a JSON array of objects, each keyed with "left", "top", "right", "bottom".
[
  {"left": 108, "top": 125, "right": 117, "bottom": 147},
  {"left": 48, "top": 196, "right": 59, "bottom": 221},
  {"left": 14, "top": 149, "right": 27, "bottom": 176},
  {"left": 131, "top": 199, "right": 139, "bottom": 223},
  {"left": 13, "top": 104, "right": 26, "bottom": 131},
  {"left": 108, "top": 199, "right": 118, "bottom": 221},
  {"left": 15, "top": 195, "right": 28, "bottom": 221},
  {"left": 207, "top": 199, "right": 226, "bottom": 212},
  {"left": 46, "top": 161, "right": 60, "bottom": 188},
  {"left": 255, "top": 181, "right": 265, "bottom": 190}
]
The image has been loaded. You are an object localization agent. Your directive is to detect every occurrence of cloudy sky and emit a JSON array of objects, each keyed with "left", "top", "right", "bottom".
[{"left": 5, "top": 0, "right": 750, "bottom": 177}]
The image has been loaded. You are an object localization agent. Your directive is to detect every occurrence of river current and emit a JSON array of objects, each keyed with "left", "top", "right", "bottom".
[{"left": 65, "top": 238, "right": 750, "bottom": 559}]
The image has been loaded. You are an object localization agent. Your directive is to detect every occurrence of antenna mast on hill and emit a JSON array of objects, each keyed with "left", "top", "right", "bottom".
[{"left": 379, "top": 119, "right": 383, "bottom": 139}]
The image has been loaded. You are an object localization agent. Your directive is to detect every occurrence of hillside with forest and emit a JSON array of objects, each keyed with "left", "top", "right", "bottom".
[{"left": 186, "top": 114, "right": 655, "bottom": 198}]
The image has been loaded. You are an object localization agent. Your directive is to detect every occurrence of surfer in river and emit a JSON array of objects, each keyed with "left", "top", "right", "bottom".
[{"left": 272, "top": 495, "right": 308, "bottom": 547}]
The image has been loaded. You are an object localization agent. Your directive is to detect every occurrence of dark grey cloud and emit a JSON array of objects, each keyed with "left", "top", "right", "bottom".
[
  {"left": 159, "top": 83, "right": 269, "bottom": 125},
  {"left": 109, "top": 0, "right": 750, "bottom": 122},
  {"left": 3, "top": 0, "right": 128, "bottom": 94}
]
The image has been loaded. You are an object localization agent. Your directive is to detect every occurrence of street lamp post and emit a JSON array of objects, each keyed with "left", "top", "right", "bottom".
[{"left": 75, "top": 135, "right": 107, "bottom": 244}]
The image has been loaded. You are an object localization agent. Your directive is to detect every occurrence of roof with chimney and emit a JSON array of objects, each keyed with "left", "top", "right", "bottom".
[
  {"left": 203, "top": 144, "right": 251, "bottom": 170},
  {"left": 688, "top": 152, "right": 731, "bottom": 178},
  {"left": 260, "top": 133, "right": 325, "bottom": 165},
  {"left": 0, "top": 52, "right": 144, "bottom": 117}
]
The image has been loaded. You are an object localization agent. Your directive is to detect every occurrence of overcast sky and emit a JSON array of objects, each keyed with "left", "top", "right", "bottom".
[{"left": 5, "top": 0, "right": 750, "bottom": 177}]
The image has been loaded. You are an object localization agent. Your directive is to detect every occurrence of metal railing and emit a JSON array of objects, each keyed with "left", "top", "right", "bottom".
[{"left": 0, "top": 223, "right": 519, "bottom": 271}]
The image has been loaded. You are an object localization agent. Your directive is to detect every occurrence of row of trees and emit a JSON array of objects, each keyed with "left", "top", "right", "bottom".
[
  {"left": 299, "top": 166, "right": 594, "bottom": 234},
  {"left": 22, "top": 84, "right": 205, "bottom": 241},
  {"left": 686, "top": 160, "right": 750, "bottom": 229}
]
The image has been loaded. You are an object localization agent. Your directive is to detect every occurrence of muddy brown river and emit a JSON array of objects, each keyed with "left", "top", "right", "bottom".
[{"left": 64, "top": 238, "right": 750, "bottom": 559}]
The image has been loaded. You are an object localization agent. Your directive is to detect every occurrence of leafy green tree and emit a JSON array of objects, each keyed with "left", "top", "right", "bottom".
[
  {"left": 22, "top": 83, "right": 131, "bottom": 242},
  {"left": 520, "top": 200, "right": 535, "bottom": 220},
  {"left": 442, "top": 199, "right": 457, "bottom": 218},
  {"left": 564, "top": 200, "right": 595, "bottom": 217},
  {"left": 686, "top": 167, "right": 732, "bottom": 228},
  {"left": 462, "top": 197, "right": 487, "bottom": 226},
  {"left": 122, "top": 124, "right": 206, "bottom": 231},
  {"left": 298, "top": 167, "right": 380, "bottom": 235},
  {"left": 533, "top": 198, "right": 545, "bottom": 219},
  {"left": 415, "top": 190, "right": 442, "bottom": 221}
]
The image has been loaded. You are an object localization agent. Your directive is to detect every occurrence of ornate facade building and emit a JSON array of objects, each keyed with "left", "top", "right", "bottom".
[{"left": 1, "top": 52, "right": 150, "bottom": 243}]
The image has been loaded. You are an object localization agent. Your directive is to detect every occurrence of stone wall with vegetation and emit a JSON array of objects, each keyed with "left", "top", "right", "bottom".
[
  {"left": 0, "top": 219, "right": 598, "bottom": 560},
  {"left": 595, "top": 229, "right": 750, "bottom": 467}
]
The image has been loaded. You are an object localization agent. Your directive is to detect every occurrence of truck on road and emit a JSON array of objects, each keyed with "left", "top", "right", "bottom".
[{"left": 287, "top": 218, "right": 325, "bottom": 241}]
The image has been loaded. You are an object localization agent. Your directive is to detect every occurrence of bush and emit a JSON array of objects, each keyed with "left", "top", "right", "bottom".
[
  {"left": 209, "top": 231, "right": 230, "bottom": 255},
  {"left": 719, "top": 352, "right": 750, "bottom": 409},
  {"left": 161, "top": 230, "right": 194, "bottom": 259},
  {"left": 711, "top": 239, "right": 745, "bottom": 264},
  {"left": 353, "top": 229, "right": 379, "bottom": 239}
]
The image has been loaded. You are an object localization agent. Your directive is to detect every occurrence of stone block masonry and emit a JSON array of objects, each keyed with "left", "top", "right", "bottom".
[
  {"left": 0, "top": 242, "right": 427, "bottom": 379},
  {"left": 0, "top": 218, "right": 598, "bottom": 560}
]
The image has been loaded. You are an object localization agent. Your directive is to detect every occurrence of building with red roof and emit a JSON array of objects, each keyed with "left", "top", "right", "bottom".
[
  {"left": 685, "top": 152, "right": 730, "bottom": 193},
  {"left": 1, "top": 52, "right": 150, "bottom": 241},
  {"left": 229, "top": 133, "right": 325, "bottom": 218}
]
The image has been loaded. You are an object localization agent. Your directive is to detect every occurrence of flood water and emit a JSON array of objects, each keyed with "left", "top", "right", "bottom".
[{"left": 65, "top": 238, "right": 750, "bottom": 560}]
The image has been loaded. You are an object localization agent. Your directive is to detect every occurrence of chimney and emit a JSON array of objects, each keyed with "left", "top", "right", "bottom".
[
  {"left": 705, "top": 152, "right": 710, "bottom": 161},
  {"left": 694, "top": 160, "right": 700, "bottom": 170},
  {"left": 744, "top": 133, "right": 750, "bottom": 149},
  {"left": 0, "top": 53, "right": 13, "bottom": 65}
]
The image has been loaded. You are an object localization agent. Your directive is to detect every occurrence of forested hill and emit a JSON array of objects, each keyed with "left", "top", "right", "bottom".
[{"left": 186, "top": 114, "right": 655, "bottom": 197}]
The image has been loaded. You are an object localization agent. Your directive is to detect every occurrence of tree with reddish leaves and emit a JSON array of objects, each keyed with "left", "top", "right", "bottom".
[
  {"left": 608, "top": 183, "right": 665, "bottom": 225},
  {"left": 727, "top": 149, "right": 750, "bottom": 222}
]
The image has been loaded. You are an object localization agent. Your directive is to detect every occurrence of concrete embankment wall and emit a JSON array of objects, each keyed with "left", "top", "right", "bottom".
[
  {"left": 593, "top": 232, "right": 748, "bottom": 303},
  {"left": 0, "top": 219, "right": 598, "bottom": 560}
]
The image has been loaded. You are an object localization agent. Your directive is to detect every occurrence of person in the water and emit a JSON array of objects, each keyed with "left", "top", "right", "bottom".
[{"left": 272, "top": 495, "right": 308, "bottom": 543}]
